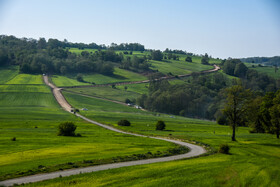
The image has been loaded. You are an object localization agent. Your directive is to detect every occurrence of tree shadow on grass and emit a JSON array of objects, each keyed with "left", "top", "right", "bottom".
[{"left": 259, "top": 143, "right": 280, "bottom": 148}]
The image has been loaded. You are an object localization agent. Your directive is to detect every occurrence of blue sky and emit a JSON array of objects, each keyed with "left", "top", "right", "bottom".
[{"left": 0, "top": 0, "right": 279, "bottom": 58}]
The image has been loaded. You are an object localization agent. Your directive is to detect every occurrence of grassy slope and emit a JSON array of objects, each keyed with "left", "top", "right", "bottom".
[
  {"left": 24, "top": 92, "right": 280, "bottom": 187},
  {"left": 52, "top": 68, "right": 147, "bottom": 87},
  {"left": 0, "top": 66, "right": 19, "bottom": 84},
  {"left": 5, "top": 74, "right": 43, "bottom": 85},
  {"left": 64, "top": 87, "right": 141, "bottom": 103},
  {"left": 244, "top": 62, "right": 280, "bottom": 79},
  {"left": 51, "top": 75, "right": 90, "bottom": 87},
  {"left": 0, "top": 73, "right": 175, "bottom": 179},
  {"left": 251, "top": 67, "right": 280, "bottom": 79}
]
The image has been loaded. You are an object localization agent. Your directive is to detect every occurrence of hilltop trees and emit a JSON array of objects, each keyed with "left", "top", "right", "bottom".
[
  {"left": 0, "top": 35, "right": 149, "bottom": 75},
  {"left": 185, "top": 56, "right": 192, "bottom": 62},
  {"left": 151, "top": 50, "right": 163, "bottom": 61},
  {"left": 201, "top": 53, "right": 209, "bottom": 65},
  {"left": 234, "top": 62, "right": 248, "bottom": 78}
]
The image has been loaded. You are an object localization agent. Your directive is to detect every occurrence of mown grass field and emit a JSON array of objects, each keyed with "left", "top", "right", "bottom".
[
  {"left": 64, "top": 87, "right": 141, "bottom": 103},
  {"left": 150, "top": 59, "right": 213, "bottom": 75},
  {"left": 0, "top": 72, "right": 176, "bottom": 180},
  {"left": 0, "top": 66, "right": 19, "bottom": 84},
  {"left": 5, "top": 74, "right": 44, "bottom": 85},
  {"left": 64, "top": 81, "right": 150, "bottom": 103},
  {"left": 25, "top": 92, "right": 280, "bottom": 187}
]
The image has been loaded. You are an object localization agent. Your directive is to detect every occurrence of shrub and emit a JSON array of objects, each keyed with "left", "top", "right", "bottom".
[
  {"left": 125, "top": 98, "right": 131, "bottom": 104},
  {"left": 76, "top": 74, "right": 84, "bottom": 82},
  {"left": 216, "top": 115, "right": 227, "bottom": 125},
  {"left": 58, "top": 122, "right": 77, "bottom": 136},
  {"left": 219, "top": 144, "right": 230, "bottom": 154},
  {"left": 118, "top": 119, "right": 131, "bottom": 126},
  {"left": 156, "top": 120, "right": 166, "bottom": 130}
]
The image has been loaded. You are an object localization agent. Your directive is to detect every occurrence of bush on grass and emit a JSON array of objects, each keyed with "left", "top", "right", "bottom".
[
  {"left": 118, "top": 119, "right": 131, "bottom": 126},
  {"left": 58, "top": 122, "right": 77, "bottom": 136},
  {"left": 219, "top": 144, "right": 230, "bottom": 154},
  {"left": 156, "top": 120, "right": 166, "bottom": 130}
]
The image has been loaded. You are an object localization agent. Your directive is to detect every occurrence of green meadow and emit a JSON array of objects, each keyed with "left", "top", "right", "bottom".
[
  {"left": 0, "top": 73, "right": 176, "bottom": 180},
  {"left": 5, "top": 74, "right": 44, "bottom": 85},
  {"left": 250, "top": 66, "right": 280, "bottom": 79},
  {"left": 68, "top": 48, "right": 220, "bottom": 76},
  {"left": 64, "top": 87, "right": 141, "bottom": 103},
  {"left": 0, "top": 66, "right": 19, "bottom": 84},
  {"left": 24, "top": 91, "right": 280, "bottom": 187},
  {"left": 52, "top": 68, "right": 147, "bottom": 87},
  {"left": 150, "top": 59, "right": 212, "bottom": 75},
  {"left": 0, "top": 62, "right": 279, "bottom": 187}
]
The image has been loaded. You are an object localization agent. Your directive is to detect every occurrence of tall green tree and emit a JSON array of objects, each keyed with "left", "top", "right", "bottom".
[
  {"left": 269, "top": 91, "right": 280, "bottom": 139},
  {"left": 234, "top": 62, "right": 248, "bottom": 77},
  {"left": 151, "top": 50, "right": 163, "bottom": 61},
  {"left": 223, "top": 85, "right": 251, "bottom": 141}
]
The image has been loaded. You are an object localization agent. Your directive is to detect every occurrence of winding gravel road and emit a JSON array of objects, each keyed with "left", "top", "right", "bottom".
[{"left": 0, "top": 66, "right": 221, "bottom": 186}]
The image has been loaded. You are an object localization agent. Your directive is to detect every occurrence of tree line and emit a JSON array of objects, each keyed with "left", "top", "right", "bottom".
[
  {"left": 240, "top": 56, "right": 280, "bottom": 66},
  {"left": 0, "top": 35, "right": 151, "bottom": 75}
]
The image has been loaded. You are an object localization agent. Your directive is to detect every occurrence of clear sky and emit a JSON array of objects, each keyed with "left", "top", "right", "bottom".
[{"left": 0, "top": 0, "right": 279, "bottom": 59}]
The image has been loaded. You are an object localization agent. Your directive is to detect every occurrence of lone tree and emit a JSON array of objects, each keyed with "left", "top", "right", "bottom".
[
  {"left": 223, "top": 85, "right": 251, "bottom": 141},
  {"left": 201, "top": 53, "right": 209, "bottom": 65},
  {"left": 58, "top": 122, "right": 77, "bottom": 136},
  {"left": 118, "top": 119, "right": 131, "bottom": 126},
  {"left": 156, "top": 120, "right": 166, "bottom": 130}
]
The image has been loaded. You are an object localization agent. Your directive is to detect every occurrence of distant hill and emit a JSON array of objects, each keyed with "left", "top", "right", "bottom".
[{"left": 240, "top": 56, "right": 280, "bottom": 66}]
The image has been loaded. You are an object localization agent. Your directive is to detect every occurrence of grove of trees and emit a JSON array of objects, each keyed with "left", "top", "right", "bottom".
[{"left": 0, "top": 35, "right": 151, "bottom": 75}]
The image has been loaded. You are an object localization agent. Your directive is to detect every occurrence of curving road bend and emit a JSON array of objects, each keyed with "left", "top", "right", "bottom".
[{"left": 0, "top": 67, "right": 217, "bottom": 186}]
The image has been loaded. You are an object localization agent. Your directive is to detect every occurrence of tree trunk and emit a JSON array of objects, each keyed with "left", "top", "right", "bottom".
[{"left": 232, "top": 125, "right": 236, "bottom": 141}]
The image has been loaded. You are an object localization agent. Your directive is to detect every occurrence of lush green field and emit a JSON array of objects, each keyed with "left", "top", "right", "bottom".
[
  {"left": 250, "top": 66, "right": 280, "bottom": 79},
  {"left": 150, "top": 59, "right": 213, "bottom": 75},
  {"left": 51, "top": 75, "right": 90, "bottom": 87},
  {"left": 83, "top": 68, "right": 147, "bottom": 84},
  {"left": 0, "top": 66, "right": 19, "bottom": 84},
  {"left": 117, "top": 83, "right": 149, "bottom": 95},
  {"left": 5, "top": 74, "right": 44, "bottom": 85},
  {"left": 64, "top": 82, "right": 150, "bottom": 103},
  {"left": 68, "top": 48, "right": 220, "bottom": 76},
  {"left": 64, "top": 87, "right": 141, "bottom": 103},
  {"left": 24, "top": 92, "right": 280, "bottom": 187},
  {"left": 52, "top": 68, "right": 147, "bottom": 87},
  {"left": 0, "top": 74, "right": 176, "bottom": 180}
]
